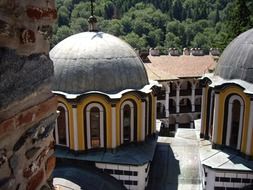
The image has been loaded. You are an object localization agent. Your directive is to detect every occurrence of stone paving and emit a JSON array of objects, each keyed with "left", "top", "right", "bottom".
[{"left": 147, "top": 128, "right": 202, "bottom": 190}]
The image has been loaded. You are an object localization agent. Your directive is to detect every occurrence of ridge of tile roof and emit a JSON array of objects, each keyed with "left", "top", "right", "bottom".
[{"left": 144, "top": 55, "right": 217, "bottom": 81}]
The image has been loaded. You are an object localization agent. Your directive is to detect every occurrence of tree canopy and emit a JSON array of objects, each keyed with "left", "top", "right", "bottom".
[{"left": 52, "top": 0, "right": 253, "bottom": 54}]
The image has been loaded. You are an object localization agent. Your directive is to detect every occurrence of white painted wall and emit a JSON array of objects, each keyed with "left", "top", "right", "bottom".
[{"left": 96, "top": 162, "right": 150, "bottom": 190}]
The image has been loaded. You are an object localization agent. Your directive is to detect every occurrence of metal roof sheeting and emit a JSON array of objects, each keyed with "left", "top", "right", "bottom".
[{"left": 50, "top": 32, "right": 149, "bottom": 94}]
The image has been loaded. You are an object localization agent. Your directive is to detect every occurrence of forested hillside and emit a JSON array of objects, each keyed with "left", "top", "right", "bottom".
[{"left": 52, "top": 0, "right": 253, "bottom": 53}]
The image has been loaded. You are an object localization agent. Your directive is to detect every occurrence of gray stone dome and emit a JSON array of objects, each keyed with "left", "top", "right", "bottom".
[
  {"left": 50, "top": 32, "right": 149, "bottom": 94},
  {"left": 215, "top": 28, "right": 253, "bottom": 83}
]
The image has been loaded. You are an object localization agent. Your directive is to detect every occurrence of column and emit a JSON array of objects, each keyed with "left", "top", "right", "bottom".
[
  {"left": 154, "top": 96, "right": 157, "bottom": 133},
  {"left": 200, "top": 87, "right": 207, "bottom": 136},
  {"left": 146, "top": 97, "right": 149, "bottom": 135},
  {"left": 212, "top": 92, "right": 220, "bottom": 144},
  {"left": 111, "top": 106, "right": 116, "bottom": 149},
  {"left": 246, "top": 100, "right": 253, "bottom": 155},
  {"left": 191, "top": 84, "right": 196, "bottom": 112},
  {"left": 175, "top": 122, "right": 179, "bottom": 131},
  {"left": 176, "top": 84, "right": 180, "bottom": 113},
  {"left": 165, "top": 83, "right": 170, "bottom": 117},
  {"left": 141, "top": 101, "right": 146, "bottom": 141},
  {"left": 72, "top": 105, "right": 79, "bottom": 151},
  {"left": 190, "top": 121, "right": 194, "bottom": 128}
]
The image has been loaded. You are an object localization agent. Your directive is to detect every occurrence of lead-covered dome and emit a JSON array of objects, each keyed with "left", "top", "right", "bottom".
[
  {"left": 50, "top": 32, "right": 149, "bottom": 94},
  {"left": 215, "top": 28, "right": 253, "bottom": 83}
]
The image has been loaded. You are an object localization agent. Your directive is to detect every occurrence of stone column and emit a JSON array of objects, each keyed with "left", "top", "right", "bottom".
[
  {"left": 154, "top": 96, "right": 157, "bottom": 133},
  {"left": 0, "top": 1, "right": 57, "bottom": 189},
  {"left": 141, "top": 101, "right": 146, "bottom": 141},
  {"left": 212, "top": 92, "right": 220, "bottom": 145},
  {"left": 111, "top": 105, "right": 117, "bottom": 149},
  {"left": 165, "top": 83, "right": 170, "bottom": 117},
  {"left": 191, "top": 84, "right": 196, "bottom": 112},
  {"left": 200, "top": 87, "right": 207, "bottom": 137},
  {"left": 246, "top": 100, "right": 253, "bottom": 155},
  {"left": 176, "top": 84, "right": 180, "bottom": 113},
  {"left": 72, "top": 105, "right": 79, "bottom": 151}
]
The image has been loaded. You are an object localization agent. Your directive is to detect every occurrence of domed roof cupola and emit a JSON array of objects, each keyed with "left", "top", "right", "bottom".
[
  {"left": 50, "top": 32, "right": 149, "bottom": 94},
  {"left": 215, "top": 28, "right": 253, "bottom": 83},
  {"left": 50, "top": 2, "right": 148, "bottom": 95}
]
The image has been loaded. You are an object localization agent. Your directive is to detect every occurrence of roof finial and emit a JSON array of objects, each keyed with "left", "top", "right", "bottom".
[{"left": 88, "top": 0, "right": 98, "bottom": 32}]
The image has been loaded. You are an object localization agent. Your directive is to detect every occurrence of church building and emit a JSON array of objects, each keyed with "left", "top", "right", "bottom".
[
  {"left": 200, "top": 28, "right": 253, "bottom": 190},
  {"left": 50, "top": 13, "right": 158, "bottom": 190}
]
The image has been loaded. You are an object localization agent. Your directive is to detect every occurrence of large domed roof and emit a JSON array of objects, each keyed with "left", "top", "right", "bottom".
[
  {"left": 50, "top": 32, "right": 149, "bottom": 94},
  {"left": 215, "top": 28, "right": 253, "bottom": 83}
]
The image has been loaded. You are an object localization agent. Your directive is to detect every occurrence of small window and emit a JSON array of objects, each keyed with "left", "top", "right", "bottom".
[
  {"left": 231, "top": 178, "right": 241, "bottom": 183},
  {"left": 104, "top": 169, "right": 113, "bottom": 174},
  {"left": 124, "top": 180, "right": 132, "bottom": 185},
  {"left": 219, "top": 177, "right": 230, "bottom": 182},
  {"left": 115, "top": 170, "right": 123, "bottom": 175},
  {"left": 124, "top": 171, "right": 132, "bottom": 175},
  {"left": 133, "top": 181, "right": 138, "bottom": 185},
  {"left": 242, "top": 178, "right": 250, "bottom": 183}
]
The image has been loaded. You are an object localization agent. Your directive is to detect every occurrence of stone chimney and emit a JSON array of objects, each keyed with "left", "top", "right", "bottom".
[
  {"left": 149, "top": 48, "right": 160, "bottom": 56},
  {"left": 209, "top": 48, "right": 220, "bottom": 56},
  {"left": 0, "top": 1, "right": 57, "bottom": 190},
  {"left": 183, "top": 48, "right": 190, "bottom": 55},
  {"left": 191, "top": 48, "right": 204, "bottom": 56},
  {"left": 168, "top": 48, "right": 180, "bottom": 56}
]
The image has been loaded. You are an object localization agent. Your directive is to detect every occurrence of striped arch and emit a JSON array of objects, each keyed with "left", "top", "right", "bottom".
[
  {"left": 55, "top": 103, "right": 70, "bottom": 147},
  {"left": 121, "top": 100, "right": 135, "bottom": 144},
  {"left": 86, "top": 103, "right": 105, "bottom": 149},
  {"left": 224, "top": 95, "right": 245, "bottom": 150}
]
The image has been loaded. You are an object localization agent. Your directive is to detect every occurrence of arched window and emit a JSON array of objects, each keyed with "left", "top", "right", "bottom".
[
  {"left": 224, "top": 95, "right": 244, "bottom": 150},
  {"left": 86, "top": 103, "right": 105, "bottom": 149},
  {"left": 121, "top": 101, "right": 135, "bottom": 144},
  {"left": 123, "top": 105, "right": 131, "bottom": 143},
  {"left": 55, "top": 104, "right": 69, "bottom": 147}
]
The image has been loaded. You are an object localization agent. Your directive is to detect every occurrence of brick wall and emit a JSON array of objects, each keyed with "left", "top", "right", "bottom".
[{"left": 0, "top": 1, "right": 57, "bottom": 189}]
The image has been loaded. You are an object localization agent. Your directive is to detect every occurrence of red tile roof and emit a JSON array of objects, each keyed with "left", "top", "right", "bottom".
[{"left": 144, "top": 55, "right": 217, "bottom": 81}]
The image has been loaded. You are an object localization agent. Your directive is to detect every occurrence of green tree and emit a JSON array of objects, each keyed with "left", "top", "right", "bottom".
[
  {"left": 225, "top": 0, "right": 252, "bottom": 40},
  {"left": 58, "top": 6, "right": 70, "bottom": 26},
  {"left": 122, "top": 32, "right": 147, "bottom": 49}
]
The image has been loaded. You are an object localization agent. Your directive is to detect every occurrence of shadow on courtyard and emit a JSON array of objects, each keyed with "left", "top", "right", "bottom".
[{"left": 147, "top": 142, "right": 180, "bottom": 190}]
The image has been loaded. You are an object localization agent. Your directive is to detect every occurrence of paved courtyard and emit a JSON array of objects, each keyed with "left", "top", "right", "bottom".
[{"left": 147, "top": 128, "right": 202, "bottom": 190}]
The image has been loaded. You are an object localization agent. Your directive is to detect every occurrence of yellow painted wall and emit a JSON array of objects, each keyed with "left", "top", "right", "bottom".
[
  {"left": 216, "top": 86, "right": 250, "bottom": 154},
  {"left": 56, "top": 91, "right": 155, "bottom": 151}
]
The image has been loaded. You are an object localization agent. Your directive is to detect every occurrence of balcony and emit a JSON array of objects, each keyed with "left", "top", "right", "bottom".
[
  {"left": 157, "top": 94, "right": 165, "bottom": 100},
  {"left": 179, "top": 106, "right": 192, "bottom": 113},
  {"left": 195, "top": 105, "right": 201, "bottom": 112},
  {"left": 195, "top": 89, "right": 202, "bottom": 95},
  {"left": 180, "top": 89, "right": 191, "bottom": 96},
  {"left": 170, "top": 90, "right": 176, "bottom": 96},
  {"left": 169, "top": 107, "right": 176, "bottom": 114},
  {"left": 157, "top": 111, "right": 166, "bottom": 119}
]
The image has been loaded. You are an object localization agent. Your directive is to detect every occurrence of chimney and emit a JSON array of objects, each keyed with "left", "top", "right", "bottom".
[
  {"left": 209, "top": 48, "right": 220, "bottom": 56},
  {"left": 168, "top": 48, "right": 180, "bottom": 56},
  {"left": 149, "top": 48, "right": 160, "bottom": 56},
  {"left": 191, "top": 48, "right": 204, "bottom": 56},
  {"left": 183, "top": 48, "right": 190, "bottom": 55}
]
